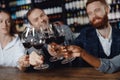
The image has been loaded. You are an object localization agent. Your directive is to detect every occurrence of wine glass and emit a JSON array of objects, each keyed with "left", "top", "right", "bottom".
[
  {"left": 49, "top": 24, "right": 65, "bottom": 62},
  {"left": 20, "top": 26, "right": 34, "bottom": 67},
  {"left": 60, "top": 28, "right": 76, "bottom": 64},
  {"left": 20, "top": 26, "right": 33, "bottom": 54},
  {"left": 61, "top": 45, "right": 76, "bottom": 64},
  {"left": 31, "top": 27, "right": 49, "bottom": 70},
  {"left": 43, "top": 24, "right": 56, "bottom": 44},
  {"left": 49, "top": 24, "right": 76, "bottom": 64}
]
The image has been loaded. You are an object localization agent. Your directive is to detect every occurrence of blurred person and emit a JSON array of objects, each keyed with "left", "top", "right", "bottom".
[
  {"left": 53, "top": 21, "right": 74, "bottom": 42},
  {"left": 26, "top": 8, "right": 75, "bottom": 69},
  {"left": 0, "top": 9, "right": 29, "bottom": 71}
]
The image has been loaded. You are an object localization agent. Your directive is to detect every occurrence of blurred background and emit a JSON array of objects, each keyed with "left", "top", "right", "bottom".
[{"left": 0, "top": 0, "right": 120, "bottom": 34}]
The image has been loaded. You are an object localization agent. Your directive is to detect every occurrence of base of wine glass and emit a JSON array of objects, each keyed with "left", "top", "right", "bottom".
[
  {"left": 33, "top": 64, "right": 49, "bottom": 70},
  {"left": 49, "top": 56, "right": 63, "bottom": 62},
  {"left": 61, "top": 57, "right": 76, "bottom": 64}
]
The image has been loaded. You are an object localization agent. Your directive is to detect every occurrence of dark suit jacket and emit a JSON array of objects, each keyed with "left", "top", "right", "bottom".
[{"left": 72, "top": 26, "right": 120, "bottom": 67}]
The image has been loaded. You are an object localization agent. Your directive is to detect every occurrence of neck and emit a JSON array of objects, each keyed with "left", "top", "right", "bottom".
[
  {"left": 97, "top": 23, "right": 111, "bottom": 38},
  {"left": 0, "top": 34, "right": 13, "bottom": 48}
]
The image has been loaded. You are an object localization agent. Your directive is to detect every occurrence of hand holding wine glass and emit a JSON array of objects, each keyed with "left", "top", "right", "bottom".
[
  {"left": 31, "top": 27, "right": 49, "bottom": 70},
  {"left": 48, "top": 24, "right": 66, "bottom": 62},
  {"left": 63, "top": 45, "right": 82, "bottom": 58},
  {"left": 21, "top": 24, "right": 49, "bottom": 70},
  {"left": 43, "top": 24, "right": 56, "bottom": 44},
  {"left": 48, "top": 43, "right": 81, "bottom": 64},
  {"left": 20, "top": 27, "right": 33, "bottom": 54},
  {"left": 48, "top": 42, "right": 65, "bottom": 62},
  {"left": 18, "top": 55, "right": 30, "bottom": 71}
]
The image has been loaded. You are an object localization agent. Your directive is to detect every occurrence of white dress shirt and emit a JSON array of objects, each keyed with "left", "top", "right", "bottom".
[
  {"left": 96, "top": 26, "right": 112, "bottom": 56},
  {"left": 0, "top": 36, "right": 25, "bottom": 67}
]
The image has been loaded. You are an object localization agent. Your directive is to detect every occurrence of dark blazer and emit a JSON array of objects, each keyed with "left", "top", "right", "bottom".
[{"left": 72, "top": 26, "right": 120, "bottom": 67}]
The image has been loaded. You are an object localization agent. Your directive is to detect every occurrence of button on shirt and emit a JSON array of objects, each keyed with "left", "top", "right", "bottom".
[
  {"left": 96, "top": 27, "right": 112, "bottom": 56},
  {"left": 0, "top": 36, "right": 25, "bottom": 67}
]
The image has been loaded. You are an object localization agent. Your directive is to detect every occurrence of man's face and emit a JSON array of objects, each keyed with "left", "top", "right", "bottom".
[
  {"left": 86, "top": 1, "right": 109, "bottom": 29},
  {"left": 28, "top": 9, "right": 49, "bottom": 30}
]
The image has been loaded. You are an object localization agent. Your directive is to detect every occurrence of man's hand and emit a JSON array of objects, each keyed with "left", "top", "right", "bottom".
[
  {"left": 48, "top": 43, "right": 82, "bottom": 58},
  {"left": 65, "top": 45, "right": 83, "bottom": 58},
  {"left": 48, "top": 42, "right": 63, "bottom": 56},
  {"left": 18, "top": 55, "right": 30, "bottom": 71},
  {"left": 29, "top": 51, "right": 43, "bottom": 66}
]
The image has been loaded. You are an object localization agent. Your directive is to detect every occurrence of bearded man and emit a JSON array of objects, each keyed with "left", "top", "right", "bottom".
[{"left": 64, "top": 0, "right": 120, "bottom": 68}]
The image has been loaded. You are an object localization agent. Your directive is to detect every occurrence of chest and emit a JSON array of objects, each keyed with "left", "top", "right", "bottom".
[
  {"left": 84, "top": 35, "right": 120, "bottom": 58},
  {"left": 0, "top": 46, "right": 16, "bottom": 66}
]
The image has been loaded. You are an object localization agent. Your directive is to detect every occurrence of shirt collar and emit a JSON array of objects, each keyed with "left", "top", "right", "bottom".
[
  {"left": 3, "top": 36, "right": 19, "bottom": 50},
  {"left": 96, "top": 26, "right": 112, "bottom": 41}
]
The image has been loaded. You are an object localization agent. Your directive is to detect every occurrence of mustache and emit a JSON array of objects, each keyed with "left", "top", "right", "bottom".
[{"left": 92, "top": 16, "right": 102, "bottom": 22}]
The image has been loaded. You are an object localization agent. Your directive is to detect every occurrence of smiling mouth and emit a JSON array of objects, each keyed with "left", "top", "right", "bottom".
[
  {"left": 2, "top": 28, "right": 7, "bottom": 30},
  {"left": 93, "top": 19, "right": 102, "bottom": 23}
]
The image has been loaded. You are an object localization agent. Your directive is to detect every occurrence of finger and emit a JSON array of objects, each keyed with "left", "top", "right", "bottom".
[
  {"left": 64, "top": 52, "right": 69, "bottom": 58},
  {"left": 36, "top": 55, "right": 44, "bottom": 64},
  {"left": 23, "top": 61, "right": 30, "bottom": 67},
  {"left": 29, "top": 60, "right": 37, "bottom": 66},
  {"left": 67, "top": 45, "right": 75, "bottom": 50},
  {"left": 29, "top": 55, "right": 43, "bottom": 66}
]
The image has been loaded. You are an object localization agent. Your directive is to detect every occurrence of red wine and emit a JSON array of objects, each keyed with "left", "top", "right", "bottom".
[
  {"left": 45, "top": 37, "right": 56, "bottom": 44},
  {"left": 33, "top": 44, "right": 44, "bottom": 49},
  {"left": 55, "top": 36, "right": 65, "bottom": 44},
  {"left": 23, "top": 42, "right": 32, "bottom": 48}
]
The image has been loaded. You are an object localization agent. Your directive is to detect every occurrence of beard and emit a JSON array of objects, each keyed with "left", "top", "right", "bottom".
[
  {"left": 41, "top": 20, "right": 50, "bottom": 30},
  {"left": 90, "top": 13, "right": 108, "bottom": 29},
  {"left": 32, "top": 20, "right": 49, "bottom": 30}
]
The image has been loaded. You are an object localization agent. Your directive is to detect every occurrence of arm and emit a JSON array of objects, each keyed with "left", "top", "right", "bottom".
[
  {"left": 67, "top": 45, "right": 120, "bottom": 73},
  {"left": 80, "top": 49, "right": 101, "bottom": 68},
  {"left": 29, "top": 51, "right": 43, "bottom": 66},
  {"left": 48, "top": 42, "right": 100, "bottom": 68},
  {"left": 27, "top": 47, "right": 44, "bottom": 67},
  {"left": 48, "top": 43, "right": 101, "bottom": 68},
  {"left": 98, "top": 55, "right": 120, "bottom": 73},
  {"left": 66, "top": 45, "right": 101, "bottom": 68},
  {"left": 18, "top": 55, "right": 30, "bottom": 71}
]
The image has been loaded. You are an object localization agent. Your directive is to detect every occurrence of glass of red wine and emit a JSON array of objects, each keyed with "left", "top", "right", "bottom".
[
  {"left": 43, "top": 24, "right": 56, "bottom": 44},
  {"left": 61, "top": 42, "right": 76, "bottom": 64},
  {"left": 49, "top": 24, "right": 66, "bottom": 62},
  {"left": 20, "top": 26, "right": 34, "bottom": 67},
  {"left": 49, "top": 24, "right": 76, "bottom": 64},
  {"left": 55, "top": 25, "right": 76, "bottom": 64},
  {"left": 21, "top": 26, "right": 33, "bottom": 54},
  {"left": 21, "top": 24, "right": 49, "bottom": 70},
  {"left": 31, "top": 27, "right": 49, "bottom": 70}
]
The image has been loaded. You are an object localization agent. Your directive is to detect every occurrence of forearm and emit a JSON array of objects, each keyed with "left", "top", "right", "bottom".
[
  {"left": 98, "top": 55, "right": 120, "bottom": 73},
  {"left": 80, "top": 49, "right": 101, "bottom": 68}
]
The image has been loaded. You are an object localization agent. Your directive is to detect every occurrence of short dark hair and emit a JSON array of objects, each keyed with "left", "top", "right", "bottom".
[
  {"left": 0, "top": 9, "right": 17, "bottom": 36},
  {"left": 26, "top": 7, "right": 43, "bottom": 24},
  {"left": 86, "top": 0, "right": 108, "bottom": 7}
]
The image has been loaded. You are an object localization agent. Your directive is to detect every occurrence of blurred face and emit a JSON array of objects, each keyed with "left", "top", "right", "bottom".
[
  {"left": 28, "top": 9, "right": 49, "bottom": 30},
  {"left": 86, "top": 1, "right": 109, "bottom": 29},
  {"left": 0, "top": 12, "right": 11, "bottom": 35}
]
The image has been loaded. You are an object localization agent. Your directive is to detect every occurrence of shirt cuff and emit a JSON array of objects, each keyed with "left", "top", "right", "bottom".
[{"left": 96, "top": 58, "right": 110, "bottom": 73}]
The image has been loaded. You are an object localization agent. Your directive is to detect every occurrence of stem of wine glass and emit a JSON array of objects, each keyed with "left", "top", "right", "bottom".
[
  {"left": 61, "top": 57, "right": 76, "bottom": 64},
  {"left": 49, "top": 56, "right": 64, "bottom": 62},
  {"left": 61, "top": 40, "right": 76, "bottom": 64},
  {"left": 33, "top": 49, "right": 49, "bottom": 70}
]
